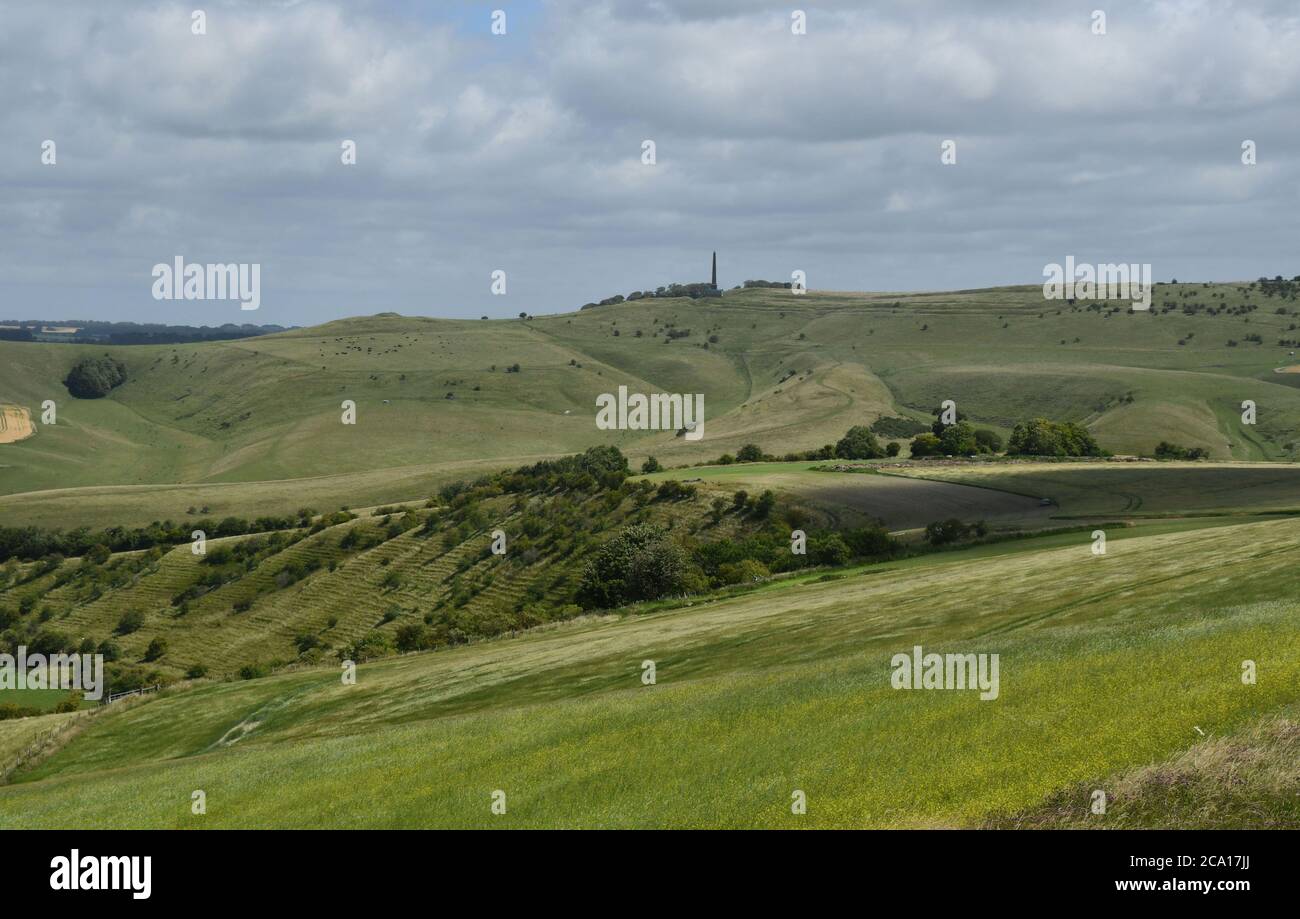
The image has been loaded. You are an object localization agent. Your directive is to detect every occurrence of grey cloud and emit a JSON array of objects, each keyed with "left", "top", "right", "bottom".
[{"left": 1, "top": 0, "right": 1298, "bottom": 325}]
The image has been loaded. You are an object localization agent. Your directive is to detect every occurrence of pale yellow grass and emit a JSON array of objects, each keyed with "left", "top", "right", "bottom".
[{"left": 0, "top": 404, "right": 34, "bottom": 444}]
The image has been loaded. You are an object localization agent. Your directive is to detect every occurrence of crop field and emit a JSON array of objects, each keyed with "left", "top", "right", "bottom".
[
  {"left": 0, "top": 404, "right": 34, "bottom": 444},
  {"left": 1, "top": 515, "right": 1297, "bottom": 828},
  {"left": 887, "top": 461, "right": 1300, "bottom": 518},
  {"left": 642, "top": 462, "right": 1055, "bottom": 531}
]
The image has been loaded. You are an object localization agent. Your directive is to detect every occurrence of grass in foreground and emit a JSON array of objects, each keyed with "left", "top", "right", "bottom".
[
  {"left": 987, "top": 705, "right": 1300, "bottom": 829},
  {"left": 1, "top": 517, "right": 1298, "bottom": 828}
]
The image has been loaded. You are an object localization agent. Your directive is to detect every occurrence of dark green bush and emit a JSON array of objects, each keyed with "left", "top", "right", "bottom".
[
  {"left": 834, "top": 426, "right": 884, "bottom": 460},
  {"left": 577, "top": 524, "right": 697, "bottom": 608},
  {"left": 115, "top": 609, "right": 145, "bottom": 635},
  {"left": 64, "top": 354, "right": 127, "bottom": 399}
]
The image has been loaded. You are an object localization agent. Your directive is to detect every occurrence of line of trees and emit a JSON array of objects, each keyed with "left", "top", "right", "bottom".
[{"left": 0, "top": 509, "right": 340, "bottom": 564}]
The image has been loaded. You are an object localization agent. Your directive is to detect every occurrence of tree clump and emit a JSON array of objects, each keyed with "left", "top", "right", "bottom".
[
  {"left": 576, "top": 524, "right": 699, "bottom": 608},
  {"left": 1006, "top": 419, "right": 1101, "bottom": 457},
  {"left": 834, "top": 426, "right": 884, "bottom": 460},
  {"left": 64, "top": 354, "right": 127, "bottom": 399}
]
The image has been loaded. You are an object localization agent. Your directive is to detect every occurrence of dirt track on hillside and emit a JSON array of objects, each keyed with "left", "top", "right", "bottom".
[{"left": 0, "top": 405, "right": 35, "bottom": 443}]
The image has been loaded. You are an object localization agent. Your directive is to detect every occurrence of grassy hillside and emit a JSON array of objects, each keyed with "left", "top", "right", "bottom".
[
  {"left": 13, "top": 445, "right": 1296, "bottom": 688},
  {"left": 4, "top": 283, "right": 1300, "bottom": 529},
  {"left": 2, "top": 515, "right": 1297, "bottom": 828}
]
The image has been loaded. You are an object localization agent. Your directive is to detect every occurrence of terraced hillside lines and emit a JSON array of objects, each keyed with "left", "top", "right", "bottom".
[
  {"left": 4, "top": 517, "right": 1300, "bottom": 827},
  {"left": 56, "top": 550, "right": 189, "bottom": 633},
  {"left": 0, "top": 485, "right": 713, "bottom": 680},
  {"left": 235, "top": 521, "right": 479, "bottom": 659}
]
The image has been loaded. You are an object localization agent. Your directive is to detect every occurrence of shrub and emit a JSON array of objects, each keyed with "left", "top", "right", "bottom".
[
  {"left": 0, "top": 703, "right": 45, "bottom": 721},
  {"left": 395, "top": 623, "right": 436, "bottom": 652},
  {"left": 843, "top": 524, "right": 896, "bottom": 558},
  {"left": 1154, "top": 441, "right": 1210, "bottom": 460},
  {"left": 339, "top": 632, "right": 391, "bottom": 663},
  {"left": 294, "top": 634, "right": 321, "bottom": 654},
  {"left": 185, "top": 663, "right": 209, "bottom": 679},
  {"left": 974, "top": 429, "right": 1004, "bottom": 453},
  {"left": 871, "top": 416, "right": 929, "bottom": 438},
  {"left": 656, "top": 480, "right": 697, "bottom": 501},
  {"left": 640, "top": 456, "right": 662, "bottom": 474},
  {"left": 885, "top": 441, "right": 901, "bottom": 457},
  {"left": 909, "top": 433, "right": 942, "bottom": 457},
  {"left": 717, "top": 559, "right": 770, "bottom": 585},
  {"left": 938, "top": 421, "right": 979, "bottom": 456},
  {"left": 834, "top": 426, "right": 884, "bottom": 460},
  {"left": 577, "top": 524, "right": 697, "bottom": 608},
  {"left": 736, "top": 443, "right": 764, "bottom": 462},
  {"left": 143, "top": 637, "right": 167, "bottom": 662},
  {"left": 53, "top": 695, "right": 82, "bottom": 713},
  {"left": 809, "top": 533, "right": 851, "bottom": 566},
  {"left": 925, "top": 519, "right": 969, "bottom": 546},
  {"left": 115, "top": 610, "right": 145, "bottom": 635},
  {"left": 29, "top": 629, "right": 73, "bottom": 655}
]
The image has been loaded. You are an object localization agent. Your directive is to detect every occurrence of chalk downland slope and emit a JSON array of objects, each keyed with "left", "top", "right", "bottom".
[{"left": 3, "top": 282, "right": 1300, "bottom": 526}]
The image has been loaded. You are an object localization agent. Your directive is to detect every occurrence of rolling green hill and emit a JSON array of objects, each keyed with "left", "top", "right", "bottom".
[{"left": 4, "top": 283, "right": 1300, "bottom": 529}]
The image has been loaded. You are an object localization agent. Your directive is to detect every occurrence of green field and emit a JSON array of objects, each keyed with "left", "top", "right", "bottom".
[{"left": 1, "top": 515, "right": 1297, "bottom": 827}]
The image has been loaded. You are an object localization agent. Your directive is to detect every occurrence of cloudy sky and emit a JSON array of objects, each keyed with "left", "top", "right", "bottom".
[{"left": 3, "top": 0, "right": 1299, "bottom": 326}]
